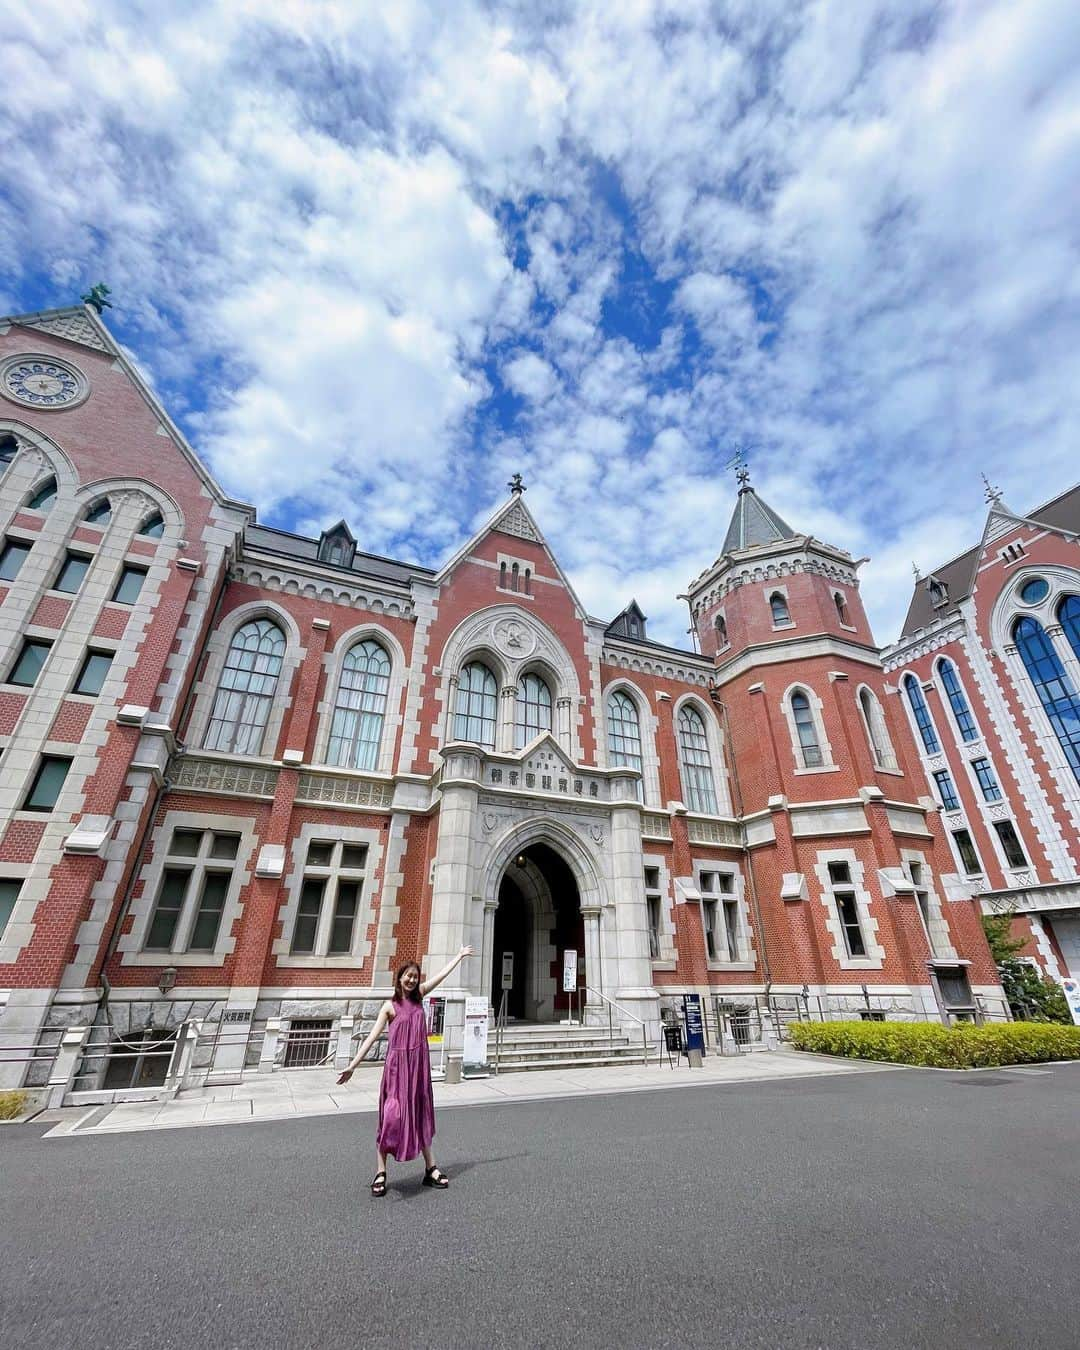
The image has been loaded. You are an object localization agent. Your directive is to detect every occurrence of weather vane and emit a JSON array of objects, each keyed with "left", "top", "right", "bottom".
[
  {"left": 508, "top": 472, "right": 526, "bottom": 496},
  {"left": 912, "top": 561, "right": 921, "bottom": 581},
  {"left": 80, "top": 282, "right": 113, "bottom": 315},
  {"left": 724, "top": 445, "right": 751, "bottom": 490},
  {"left": 981, "top": 473, "right": 1002, "bottom": 505}
]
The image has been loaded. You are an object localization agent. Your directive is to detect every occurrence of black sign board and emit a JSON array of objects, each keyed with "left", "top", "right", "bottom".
[{"left": 682, "top": 994, "right": 705, "bottom": 1054}]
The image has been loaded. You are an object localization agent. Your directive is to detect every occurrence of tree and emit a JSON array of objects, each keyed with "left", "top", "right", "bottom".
[{"left": 981, "top": 913, "right": 1071, "bottom": 1023}]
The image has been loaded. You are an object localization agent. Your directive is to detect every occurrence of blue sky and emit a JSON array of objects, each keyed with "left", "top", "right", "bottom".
[{"left": 2, "top": 0, "right": 1078, "bottom": 646}]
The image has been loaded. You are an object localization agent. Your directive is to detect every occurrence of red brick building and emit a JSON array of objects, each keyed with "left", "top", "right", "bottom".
[{"left": 0, "top": 304, "right": 1027, "bottom": 1091}]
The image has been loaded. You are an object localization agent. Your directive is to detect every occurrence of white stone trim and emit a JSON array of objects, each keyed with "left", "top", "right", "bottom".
[
  {"left": 672, "top": 691, "right": 731, "bottom": 814},
  {"left": 855, "top": 683, "right": 899, "bottom": 772},
  {"left": 185, "top": 600, "right": 303, "bottom": 759},
  {"left": 900, "top": 848, "right": 957, "bottom": 961},
  {"left": 694, "top": 858, "right": 755, "bottom": 969},
  {"left": 119, "top": 810, "right": 258, "bottom": 965},
  {"left": 273, "top": 822, "right": 385, "bottom": 968},
  {"left": 813, "top": 847, "right": 885, "bottom": 969},
  {"left": 313, "top": 622, "right": 407, "bottom": 775},
  {"left": 599, "top": 676, "right": 661, "bottom": 807},
  {"left": 780, "top": 681, "right": 835, "bottom": 772},
  {"left": 643, "top": 851, "right": 677, "bottom": 968}
]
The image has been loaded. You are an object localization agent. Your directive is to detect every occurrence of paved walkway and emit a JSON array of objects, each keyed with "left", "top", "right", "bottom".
[{"left": 45, "top": 1049, "right": 895, "bottom": 1137}]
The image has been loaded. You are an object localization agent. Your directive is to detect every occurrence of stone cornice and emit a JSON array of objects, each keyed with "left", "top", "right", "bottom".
[{"left": 234, "top": 555, "right": 414, "bottom": 619}]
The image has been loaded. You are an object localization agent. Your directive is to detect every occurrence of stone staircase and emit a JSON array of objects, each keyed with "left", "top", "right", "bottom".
[{"left": 490, "top": 1021, "right": 652, "bottom": 1073}]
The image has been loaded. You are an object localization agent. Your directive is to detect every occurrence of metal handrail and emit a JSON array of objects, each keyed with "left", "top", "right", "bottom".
[
  {"left": 576, "top": 985, "right": 651, "bottom": 1065},
  {"left": 492, "top": 990, "right": 509, "bottom": 1075}
]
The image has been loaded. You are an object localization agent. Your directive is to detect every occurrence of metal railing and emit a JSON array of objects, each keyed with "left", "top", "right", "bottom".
[
  {"left": 491, "top": 990, "right": 509, "bottom": 1075},
  {"left": 576, "top": 985, "right": 651, "bottom": 1065}
]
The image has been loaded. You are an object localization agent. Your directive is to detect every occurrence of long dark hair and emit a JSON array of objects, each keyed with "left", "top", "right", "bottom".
[{"left": 393, "top": 961, "right": 422, "bottom": 1004}]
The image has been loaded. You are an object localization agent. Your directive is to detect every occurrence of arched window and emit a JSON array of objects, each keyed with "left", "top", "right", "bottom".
[
  {"left": 903, "top": 674, "right": 940, "bottom": 754},
  {"left": 499, "top": 562, "right": 507, "bottom": 589},
  {"left": 454, "top": 662, "right": 497, "bottom": 747},
  {"left": 84, "top": 499, "right": 111, "bottom": 525},
  {"left": 511, "top": 562, "right": 520, "bottom": 592},
  {"left": 523, "top": 567, "right": 532, "bottom": 596},
  {"left": 26, "top": 477, "right": 57, "bottom": 512},
  {"left": 790, "top": 690, "right": 823, "bottom": 767},
  {"left": 327, "top": 640, "right": 391, "bottom": 770},
  {"left": 606, "top": 690, "right": 642, "bottom": 776},
  {"left": 203, "top": 619, "right": 286, "bottom": 755},
  {"left": 715, "top": 614, "right": 728, "bottom": 647},
  {"left": 770, "top": 592, "right": 790, "bottom": 625},
  {"left": 834, "top": 592, "right": 850, "bottom": 625},
  {"left": 678, "top": 705, "right": 718, "bottom": 814},
  {"left": 859, "top": 688, "right": 897, "bottom": 770},
  {"left": 937, "top": 659, "right": 977, "bottom": 742},
  {"left": 1060, "top": 595, "right": 1080, "bottom": 662},
  {"left": 514, "top": 672, "right": 552, "bottom": 748},
  {"left": 0, "top": 433, "right": 18, "bottom": 463},
  {"left": 1014, "top": 616, "right": 1080, "bottom": 782},
  {"left": 139, "top": 513, "right": 165, "bottom": 538}
]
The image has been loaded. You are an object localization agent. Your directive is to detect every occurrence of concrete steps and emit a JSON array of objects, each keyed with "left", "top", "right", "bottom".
[{"left": 491, "top": 1023, "right": 651, "bottom": 1073}]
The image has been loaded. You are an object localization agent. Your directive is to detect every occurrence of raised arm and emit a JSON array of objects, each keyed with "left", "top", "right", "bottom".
[
  {"left": 421, "top": 946, "right": 474, "bottom": 997},
  {"left": 336, "top": 1001, "right": 392, "bottom": 1082}
]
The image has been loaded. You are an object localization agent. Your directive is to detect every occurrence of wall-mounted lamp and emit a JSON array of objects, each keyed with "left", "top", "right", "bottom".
[{"left": 158, "top": 966, "right": 177, "bottom": 994}]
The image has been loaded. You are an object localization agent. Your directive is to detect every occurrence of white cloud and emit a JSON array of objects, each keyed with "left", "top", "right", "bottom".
[{"left": 1, "top": 0, "right": 1077, "bottom": 649}]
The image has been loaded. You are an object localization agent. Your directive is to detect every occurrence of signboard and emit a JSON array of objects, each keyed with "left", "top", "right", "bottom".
[
  {"left": 463, "top": 995, "right": 489, "bottom": 1072},
  {"left": 501, "top": 952, "right": 514, "bottom": 991},
  {"left": 663, "top": 1024, "right": 683, "bottom": 1054},
  {"left": 1062, "top": 978, "right": 1080, "bottom": 1027},
  {"left": 425, "top": 996, "right": 445, "bottom": 1045},
  {"left": 562, "top": 949, "right": 578, "bottom": 994},
  {"left": 682, "top": 994, "right": 705, "bottom": 1054}
]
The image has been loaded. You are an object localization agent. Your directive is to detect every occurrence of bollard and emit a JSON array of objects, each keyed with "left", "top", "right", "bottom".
[{"left": 445, "top": 1054, "right": 462, "bottom": 1085}]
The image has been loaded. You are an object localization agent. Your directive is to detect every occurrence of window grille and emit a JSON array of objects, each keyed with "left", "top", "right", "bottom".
[
  {"left": 328, "top": 639, "right": 391, "bottom": 770},
  {"left": 144, "top": 828, "right": 241, "bottom": 952},
  {"left": 607, "top": 691, "right": 643, "bottom": 778},
  {"left": 938, "top": 660, "right": 978, "bottom": 742},
  {"left": 790, "top": 690, "right": 823, "bottom": 767},
  {"left": 514, "top": 672, "right": 552, "bottom": 749},
  {"left": 453, "top": 662, "right": 498, "bottom": 747},
  {"left": 1014, "top": 616, "right": 1080, "bottom": 783},
  {"left": 903, "top": 675, "right": 940, "bottom": 754},
  {"left": 769, "top": 592, "right": 790, "bottom": 624},
  {"left": 288, "top": 839, "right": 369, "bottom": 957},
  {"left": 204, "top": 619, "right": 286, "bottom": 755},
  {"left": 678, "top": 705, "right": 718, "bottom": 813}
]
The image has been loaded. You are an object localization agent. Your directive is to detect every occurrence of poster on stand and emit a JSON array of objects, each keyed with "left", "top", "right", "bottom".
[
  {"left": 424, "top": 996, "right": 446, "bottom": 1077},
  {"left": 1062, "top": 978, "right": 1080, "bottom": 1026},
  {"left": 463, "top": 995, "right": 490, "bottom": 1074}
]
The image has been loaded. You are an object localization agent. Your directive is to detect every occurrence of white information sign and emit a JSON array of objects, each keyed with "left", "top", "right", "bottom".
[
  {"left": 463, "top": 995, "right": 490, "bottom": 1069},
  {"left": 1061, "top": 978, "right": 1080, "bottom": 1027},
  {"left": 501, "top": 952, "right": 514, "bottom": 990},
  {"left": 562, "top": 949, "right": 578, "bottom": 994}
]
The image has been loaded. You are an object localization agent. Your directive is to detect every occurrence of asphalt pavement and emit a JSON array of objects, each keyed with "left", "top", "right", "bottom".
[{"left": 3, "top": 1063, "right": 1078, "bottom": 1349}]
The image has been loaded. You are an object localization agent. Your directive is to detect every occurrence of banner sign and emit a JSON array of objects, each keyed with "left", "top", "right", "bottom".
[
  {"left": 1062, "top": 978, "right": 1080, "bottom": 1027},
  {"left": 501, "top": 952, "right": 514, "bottom": 990},
  {"left": 562, "top": 949, "right": 578, "bottom": 993},
  {"left": 463, "top": 995, "right": 489, "bottom": 1069},
  {"left": 682, "top": 994, "right": 705, "bottom": 1054},
  {"left": 424, "top": 996, "right": 445, "bottom": 1045}
]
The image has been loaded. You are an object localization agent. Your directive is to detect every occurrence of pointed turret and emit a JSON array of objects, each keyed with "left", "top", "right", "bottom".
[{"left": 721, "top": 484, "right": 797, "bottom": 555}]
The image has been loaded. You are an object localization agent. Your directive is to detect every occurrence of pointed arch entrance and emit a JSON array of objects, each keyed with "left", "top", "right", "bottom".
[{"left": 491, "top": 842, "right": 585, "bottom": 1021}]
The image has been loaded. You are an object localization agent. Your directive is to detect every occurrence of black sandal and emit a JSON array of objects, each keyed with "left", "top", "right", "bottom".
[
  {"left": 370, "top": 1171, "right": 387, "bottom": 1197},
  {"left": 422, "top": 1166, "right": 449, "bottom": 1189}
]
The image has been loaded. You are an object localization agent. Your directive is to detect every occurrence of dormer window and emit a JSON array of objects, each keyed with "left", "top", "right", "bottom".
[
  {"left": 928, "top": 578, "right": 948, "bottom": 609},
  {"left": 317, "top": 521, "right": 356, "bottom": 568}
]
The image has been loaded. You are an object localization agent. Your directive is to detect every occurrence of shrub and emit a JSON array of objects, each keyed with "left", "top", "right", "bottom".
[
  {"left": 981, "top": 913, "right": 1072, "bottom": 1023},
  {"left": 0, "top": 1090, "right": 30, "bottom": 1121},
  {"left": 786, "top": 1019, "right": 1080, "bottom": 1068}
]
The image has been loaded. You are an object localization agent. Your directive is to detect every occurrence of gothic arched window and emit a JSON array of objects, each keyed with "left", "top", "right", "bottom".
[
  {"left": 903, "top": 674, "right": 940, "bottom": 754},
  {"left": 790, "top": 689, "right": 823, "bottom": 767},
  {"left": 26, "top": 477, "right": 57, "bottom": 512},
  {"left": 834, "top": 592, "right": 850, "bottom": 625},
  {"left": 1014, "top": 616, "right": 1080, "bottom": 782},
  {"left": 514, "top": 672, "right": 552, "bottom": 749},
  {"left": 770, "top": 592, "right": 790, "bottom": 624},
  {"left": 715, "top": 615, "right": 728, "bottom": 647},
  {"left": 1059, "top": 595, "right": 1080, "bottom": 663},
  {"left": 938, "top": 659, "right": 977, "bottom": 742},
  {"left": 606, "top": 690, "right": 642, "bottom": 776},
  {"left": 139, "top": 513, "right": 165, "bottom": 538},
  {"left": 678, "top": 705, "right": 718, "bottom": 814},
  {"left": 454, "top": 662, "right": 498, "bottom": 747},
  {"left": 0, "top": 433, "right": 17, "bottom": 464},
  {"left": 859, "top": 688, "right": 897, "bottom": 770},
  {"left": 328, "top": 639, "right": 391, "bottom": 770},
  {"left": 84, "top": 498, "right": 112, "bottom": 525},
  {"left": 203, "top": 619, "right": 286, "bottom": 755}
]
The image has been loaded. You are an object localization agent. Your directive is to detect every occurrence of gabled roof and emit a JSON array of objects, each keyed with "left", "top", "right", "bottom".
[
  {"left": 244, "top": 523, "right": 432, "bottom": 585},
  {"left": 605, "top": 599, "right": 647, "bottom": 641},
  {"left": 898, "top": 482, "right": 1080, "bottom": 639},
  {"left": 721, "top": 486, "right": 797, "bottom": 554}
]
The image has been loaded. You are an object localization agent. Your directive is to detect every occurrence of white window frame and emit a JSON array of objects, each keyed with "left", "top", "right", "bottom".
[
  {"left": 275, "top": 822, "right": 385, "bottom": 967},
  {"left": 120, "top": 811, "right": 257, "bottom": 965},
  {"left": 768, "top": 584, "right": 794, "bottom": 629},
  {"left": 814, "top": 849, "right": 884, "bottom": 970},
  {"left": 901, "top": 850, "right": 956, "bottom": 961},
  {"left": 315, "top": 624, "right": 406, "bottom": 775},
  {"left": 602, "top": 679, "right": 661, "bottom": 806},
  {"left": 643, "top": 853, "right": 677, "bottom": 968},
  {"left": 675, "top": 697, "right": 724, "bottom": 814},
  {"left": 857, "top": 684, "right": 900, "bottom": 772},
  {"left": 696, "top": 864, "right": 753, "bottom": 968},
  {"left": 781, "top": 683, "right": 837, "bottom": 774}
]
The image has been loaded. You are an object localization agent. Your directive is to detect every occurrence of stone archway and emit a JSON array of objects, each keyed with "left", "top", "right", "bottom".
[{"left": 480, "top": 819, "right": 606, "bottom": 1021}]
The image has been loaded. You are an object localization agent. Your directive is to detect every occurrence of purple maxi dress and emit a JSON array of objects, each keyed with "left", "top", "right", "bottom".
[{"left": 376, "top": 998, "right": 435, "bottom": 1161}]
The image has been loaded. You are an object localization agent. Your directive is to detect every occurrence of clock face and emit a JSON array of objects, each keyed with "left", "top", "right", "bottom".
[{"left": 1, "top": 355, "right": 87, "bottom": 409}]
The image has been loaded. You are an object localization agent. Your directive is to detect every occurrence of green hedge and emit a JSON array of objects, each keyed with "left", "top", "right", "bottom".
[{"left": 786, "top": 1020, "right": 1080, "bottom": 1068}]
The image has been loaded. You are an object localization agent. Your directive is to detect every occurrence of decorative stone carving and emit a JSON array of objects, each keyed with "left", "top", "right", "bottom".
[{"left": 493, "top": 616, "right": 536, "bottom": 658}]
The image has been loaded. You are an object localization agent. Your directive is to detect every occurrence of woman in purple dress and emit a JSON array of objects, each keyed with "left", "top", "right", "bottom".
[{"left": 337, "top": 946, "right": 473, "bottom": 1197}]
